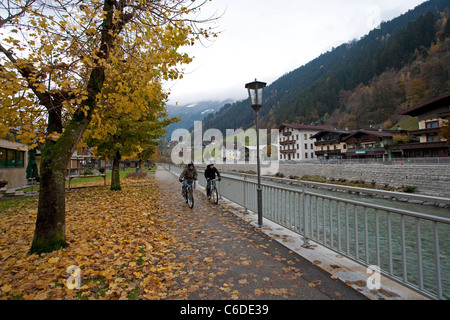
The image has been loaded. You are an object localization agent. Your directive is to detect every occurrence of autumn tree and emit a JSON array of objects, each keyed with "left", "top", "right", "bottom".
[
  {"left": 84, "top": 100, "right": 177, "bottom": 191},
  {"left": 81, "top": 40, "right": 181, "bottom": 191},
  {"left": 393, "top": 133, "right": 411, "bottom": 144},
  {"left": 0, "top": 0, "right": 217, "bottom": 254}
]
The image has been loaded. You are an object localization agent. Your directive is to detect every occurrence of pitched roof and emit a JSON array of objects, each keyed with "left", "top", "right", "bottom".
[
  {"left": 278, "top": 123, "right": 334, "bottom": 131},
  {"left": 399, "top": 92, "right": 450, "bottom": 117},
  {"left": 342, "top": 129, "right": 396, "bottom": 141},
  {"left": 310, "top": 129, "right": 352, "bottom": 138}
]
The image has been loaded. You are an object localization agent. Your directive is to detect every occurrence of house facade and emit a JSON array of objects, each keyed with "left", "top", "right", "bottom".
[
  {"left": 278, "top": 123, "right": 333, "bottom": 162},
  {"left": 312, "top": 129, "right": 351, "bottom": 160},
  {"left": 343, "top": 129, "right": 397, "bottom": 160},
  {"left": 0, "top": 139, "right": 29, "bottom": 189},
  {"left": 391, "top": 92, "right": 450, "bottom": 158}
]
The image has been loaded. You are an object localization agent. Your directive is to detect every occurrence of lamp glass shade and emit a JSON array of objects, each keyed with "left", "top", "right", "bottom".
[{"left": 245, "top": 80, "right": 266, "bottom": 110}]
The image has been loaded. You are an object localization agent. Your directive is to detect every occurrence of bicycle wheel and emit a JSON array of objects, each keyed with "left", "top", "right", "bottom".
[
  {"left": 187, "top": 189, "right": 194, "bottom": 208},
  {"left": 211, "top": 186, "right": 219, "bottom": 205},
  {"left": 183, "top": 189, "right": 188, "bottom": 203}
]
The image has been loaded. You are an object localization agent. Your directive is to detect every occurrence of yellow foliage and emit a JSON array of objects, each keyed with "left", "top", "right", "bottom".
[{"left": 1, "top": 0, "right": 215, "bottom": 147}]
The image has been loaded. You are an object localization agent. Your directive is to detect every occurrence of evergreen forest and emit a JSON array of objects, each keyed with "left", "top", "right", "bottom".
[{"left": 202, "top": 0, "right": 450, "bottom": 133}]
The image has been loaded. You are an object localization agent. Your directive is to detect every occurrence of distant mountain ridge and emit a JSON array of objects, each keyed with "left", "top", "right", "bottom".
[
  {"left": 165, "top": 100, "right": 234, "bottom": 138},
  {"left": 201, "top": 0, "right": 450, "bottom": 134}
]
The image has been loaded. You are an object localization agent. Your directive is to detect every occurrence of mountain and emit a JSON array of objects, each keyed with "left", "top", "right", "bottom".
[
  {"left": 202, "top": 0, "right": 450, "bottom": 134},
  {"left": 165, "top": 100, "right": 234, "bottom": 138}
]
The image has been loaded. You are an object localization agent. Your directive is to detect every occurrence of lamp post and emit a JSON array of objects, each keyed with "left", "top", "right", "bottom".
[{"left": 245, "top": 79, "right": 266, "bottom": 227}]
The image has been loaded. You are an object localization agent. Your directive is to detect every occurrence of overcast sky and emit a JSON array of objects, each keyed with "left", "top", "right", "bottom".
[{"left": 166, "top": 0, "right": 428, "bottom": 106}]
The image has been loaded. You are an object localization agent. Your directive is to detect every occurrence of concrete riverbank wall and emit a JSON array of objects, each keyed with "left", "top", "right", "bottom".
[{"left": 211, "top": 163, "right": 450, "bottom": 198}]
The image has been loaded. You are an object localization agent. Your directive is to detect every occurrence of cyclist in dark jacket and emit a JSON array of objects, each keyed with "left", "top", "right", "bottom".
[
  {"left": 179, "top": 162, "right": 198, "bottom": 196},
  {"left": 204, "top": 163, "right": 221, "bottom": 198}
]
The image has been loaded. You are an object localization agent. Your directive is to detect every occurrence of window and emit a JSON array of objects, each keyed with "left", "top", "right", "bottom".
[
  {"left": 426, "top": 121, "right": 439, "bottom": 129},
  {"left": 305, "top": 153, "right": 308, "bottom": 159},
  {"left": 427, "top": 135, "right": 439, "bottom": 142},
  {"left": 305, "top": 143, "right": 308, "bottom": 150},
  {"left": 0, "top": 148, "right": 25, "bottom": 168},
  {"left": 0, "top": 149, "right": 5, "bottom": 168}
]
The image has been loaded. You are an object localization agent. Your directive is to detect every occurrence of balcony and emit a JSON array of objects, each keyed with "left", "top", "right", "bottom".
[
  {"left": 280, "top": 140, "right": 296, "bottom": 146},
  {"left": 409, "top": 127, "right": 441, "bottom": 136},
  {"left": 315, "top": 139, "right": 339, "bottom": 146},
  {"left": 282, "top": 131, "right": 292, "bottom": 137},
  {"left": 280, "top": 149, "right": 296, "bottom": 155}
]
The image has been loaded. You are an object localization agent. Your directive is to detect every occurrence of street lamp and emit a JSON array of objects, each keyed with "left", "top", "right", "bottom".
[{"left": 245, "top": 79, "right": 266, "bottom": 227}]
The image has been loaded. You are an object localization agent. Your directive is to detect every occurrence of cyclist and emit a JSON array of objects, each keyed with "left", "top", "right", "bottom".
[
  {"left": 204, "top": 162, "right": 221, "bottom": 198},
  {"left": 179, "top": 162, "right": 198, "bottom": 197}
]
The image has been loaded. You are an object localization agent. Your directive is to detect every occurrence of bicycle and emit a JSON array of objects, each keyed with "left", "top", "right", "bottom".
[
  {"left": 182, "top": 180, "right": 194, "bottom": 209},
  {"left": 207, "top": 179, "right": 220, "bottom": 205}
]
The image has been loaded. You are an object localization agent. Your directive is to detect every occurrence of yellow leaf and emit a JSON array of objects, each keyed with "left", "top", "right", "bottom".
[
  {"left": 1, "top": 284, "right": 12, "bottom": 293},
  {"left": 203, "top": 257, "right": 213, "bottom": 263},
  {"left": 86, "top": 28, "right": 97, "bottom": 35},
  {"left": 48, "top": 257, "right": 59, "bottom": 264}
]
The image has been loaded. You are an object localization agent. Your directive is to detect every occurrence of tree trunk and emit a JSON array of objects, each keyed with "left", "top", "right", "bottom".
[
  {"left": 111, "top": 150, "right": 121, "bottom": 191},
  {"left": 29, "top": 142, "right": 68, "bottom": 254},
  {"left": 29, "top": 119, "right": 92, "bottom": 254},
  {"left": 29, "top": 0, "right": 116, "bottom": 254}
]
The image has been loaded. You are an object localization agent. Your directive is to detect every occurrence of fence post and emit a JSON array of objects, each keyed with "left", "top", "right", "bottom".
[
  {"left": 301, "top": 183, "right": 311, "bottom": 248},
  {"left": 243, "top": 175, "right": 248, "bottom": 214}
]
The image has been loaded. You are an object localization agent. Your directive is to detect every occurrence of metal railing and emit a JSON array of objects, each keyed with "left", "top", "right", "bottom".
[{"left": 163, "top": 164, "right": 450, "bottom": 299}]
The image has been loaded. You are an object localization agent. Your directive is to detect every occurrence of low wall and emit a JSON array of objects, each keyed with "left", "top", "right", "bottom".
[{"left": 212, "top": 163, "right": 450, "bottom": 198}]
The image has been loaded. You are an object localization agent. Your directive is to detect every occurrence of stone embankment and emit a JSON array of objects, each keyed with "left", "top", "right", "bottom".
[{"left": 213, "top": 163, "right": 450, "bottom": 198}]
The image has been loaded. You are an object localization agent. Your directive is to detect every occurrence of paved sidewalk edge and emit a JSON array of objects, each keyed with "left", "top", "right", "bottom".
[{"left": 163, "top": 166, "right": 428, "bottom": 300}]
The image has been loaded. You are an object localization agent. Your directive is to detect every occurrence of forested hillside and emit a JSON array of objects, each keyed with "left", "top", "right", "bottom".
[{"left": 202, "top": 0, "right": 450, "bottom": 133}]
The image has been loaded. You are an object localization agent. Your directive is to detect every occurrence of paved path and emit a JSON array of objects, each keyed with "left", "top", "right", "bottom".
[{"left": 155, "top": 165, "right": 367, "bottom": 300}]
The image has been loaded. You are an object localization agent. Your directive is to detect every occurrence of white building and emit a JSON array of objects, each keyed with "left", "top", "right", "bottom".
[{"left": 279, "top": 123, "right": 333, "bottom": 162}]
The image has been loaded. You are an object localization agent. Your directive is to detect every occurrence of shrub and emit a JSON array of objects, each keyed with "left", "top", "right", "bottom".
[
  {"left": 81, "top": 169, "right": 93, "bottom": 176},
  {"left": 402, "top": 185, "right": 418, "bottom": 193}
]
